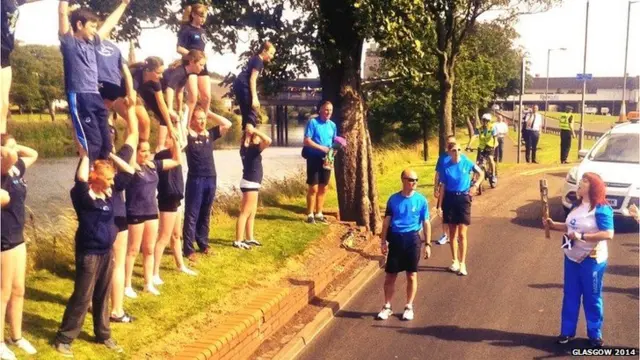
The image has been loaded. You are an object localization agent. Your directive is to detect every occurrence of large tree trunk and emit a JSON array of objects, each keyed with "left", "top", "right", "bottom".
[
  {"left": 316, "top": 0, "right": 382, "bottom": 233},
  {"left": 437, "top": 59, "right": 454, "bottom": 155}
]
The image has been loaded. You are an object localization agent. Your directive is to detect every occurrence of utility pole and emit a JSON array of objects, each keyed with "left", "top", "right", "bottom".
[
  {"left": 578, "top": 0, "right": 590, "bottom": 152},
  {"left": 620, "top": 1, "right": 639, "bottom": 120},
  {"left": 517, "top": 54, "right": 527, "bottom": 164}
]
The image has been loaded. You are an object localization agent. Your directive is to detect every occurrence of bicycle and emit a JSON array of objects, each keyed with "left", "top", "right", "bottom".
[{"left": 476, "top": 148, "right": 497, "bottom": 194}]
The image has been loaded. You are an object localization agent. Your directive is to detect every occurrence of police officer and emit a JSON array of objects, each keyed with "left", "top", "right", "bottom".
[
  {"left": 477, "top": 113, "right": 497, "bottom": 182},
  {"left": 559, "top": 106, "right": 575, "bottom": 164}
]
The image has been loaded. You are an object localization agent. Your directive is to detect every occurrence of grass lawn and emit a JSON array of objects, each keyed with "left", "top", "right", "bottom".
[
  {"left": 543, "top": 111, "right": 617, "bottom": 124},
  {"left": 16, "top": 143, "right": 439, "bottom": 359},
  {"left": 508, "top": 130, "right": 596, "bottom": 165},
  {"left": 9, "top": 113, "right": 70, "bottom": 123}
]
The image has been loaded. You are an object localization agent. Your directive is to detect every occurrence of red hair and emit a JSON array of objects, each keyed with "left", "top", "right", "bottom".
[
  {"left": 580, "top": 172, "right": 607, "bottom": 211},
  {"left": 89, "top": 160, "right": 115, "bottom": 193}
]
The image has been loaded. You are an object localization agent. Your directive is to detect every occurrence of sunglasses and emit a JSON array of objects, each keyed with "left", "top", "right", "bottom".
[
  {"left": 449, "top": 148, "right": 461, "bottom": 153},
  {"left": 403, "top": 177, "right": 418, "bottom": 183}
]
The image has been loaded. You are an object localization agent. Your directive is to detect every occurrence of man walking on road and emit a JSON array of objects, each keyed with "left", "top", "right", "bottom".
[
  {"left": 559, "top": 106, "right": 575, "bottom": 164},
  {"left": 524, "top": 105, "right": 542, "bottom": 163},
  {"left": 378, "top": 169, "right": 431, "bottom": 322}
]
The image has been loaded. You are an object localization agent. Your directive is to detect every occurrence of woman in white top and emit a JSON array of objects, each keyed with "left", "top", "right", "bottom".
[{"left": 543, "top": 172, "right": 614, "bottom": 348}]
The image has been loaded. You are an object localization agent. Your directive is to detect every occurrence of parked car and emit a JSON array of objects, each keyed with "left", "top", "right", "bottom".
[{"left": 561, "top": 118, "right": 640, "bottom": 218}]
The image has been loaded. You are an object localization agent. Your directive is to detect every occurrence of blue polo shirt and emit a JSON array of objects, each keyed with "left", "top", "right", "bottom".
[
  {"left": 59, "top": 32, "right": 101, "bottom": 93},
  {"left": 440, "top": 156, "right": 478, "bottom": 192},
  {"left": 96, "top": 39, "right": 124, "bottom": 86},
  {"left": 177, "top": 24, "right": 206, "bottom": 52},
  {"left": 303, "top": 117, "right": 337, "bottom": 158},
  {"left": 385, "top": 192, "right": 429, "bottom": 233},
  {"left": 235, "top": 55, "right": 264, "bottom": 88},
  {"left": 436, "top": 153, "right": 469, "bottom": 175}
]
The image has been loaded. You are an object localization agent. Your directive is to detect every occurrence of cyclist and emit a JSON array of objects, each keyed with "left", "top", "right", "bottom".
[{"left": 477, "top": 113, "right": 497, "bottom": 185}]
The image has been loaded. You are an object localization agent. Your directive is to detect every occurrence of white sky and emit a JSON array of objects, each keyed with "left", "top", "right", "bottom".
[{"left": 14, "top": 0, "right": 640, "bottom": 79}]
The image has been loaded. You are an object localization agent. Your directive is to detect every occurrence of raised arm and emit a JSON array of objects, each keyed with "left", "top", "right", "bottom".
[
  {"left": 251, "top": 127, "right": 272, "bottom": 151},
  {"left": 109, "top": 152, "right": 134, "bottom": 175},
  {"left": 207, "top": 110, "right": 232, "bottom": 135},
  {"left": 15, "top": 144, "right": 38, "bottom": 168},
  {"left": 160, "top": 139, "right": 181, "bottom": 171},
  {"left": 58, "top": 0, "right": 71, "bottom": 36},
  {"left": 97, "top": 0, "right": 130, "bottom": 40},
  {"left": 1, "top": 146, "right": 18, "bottom": 174},
  {"left": 76, "top": 155, "right": 90, "bottom": 183},
  {"left": 121, "top": 63, "right": 136, "bottom": 107}
]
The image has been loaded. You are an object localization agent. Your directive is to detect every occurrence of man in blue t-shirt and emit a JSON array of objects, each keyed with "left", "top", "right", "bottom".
[
  {"left": 58, "top": 0, "right": 130, "bottom": 162},
  {"left": 377, "top": 168, "right": 431, "bottom": 321},
  {"left": 233, "top": 41, "right": 276, "bottom": 131},
  {"left": 302, "top": 100, "right": 336, "bottom": 224},
  {"left": 434, "top": 135, "right": 458, "bottom": 245}
]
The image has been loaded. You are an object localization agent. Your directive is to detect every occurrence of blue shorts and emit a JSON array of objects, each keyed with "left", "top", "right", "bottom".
[{"left": 68, "top": 92, "right": 112, "bottom": 161}]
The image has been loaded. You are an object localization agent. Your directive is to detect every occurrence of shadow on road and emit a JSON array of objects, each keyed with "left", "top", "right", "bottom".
[
  {"left": 528, "top": 283, "right": 639, "bottom": 300},
  {"left": 605, "top": 264, "right": 639, "bottom": 277},
  {"left": 392, "top": 325, "right": 570, "bottom": 358},
  {"left": 511, "top": 196, "right": 565, "bottom": 230}
]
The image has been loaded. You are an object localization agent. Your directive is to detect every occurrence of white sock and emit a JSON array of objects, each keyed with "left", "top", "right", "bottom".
[
  {"left": 316, "top": 212, "right": 323, "bottom": 218},
  {"left": 406, "top": 304, "right": 413, "bottom": 309}
]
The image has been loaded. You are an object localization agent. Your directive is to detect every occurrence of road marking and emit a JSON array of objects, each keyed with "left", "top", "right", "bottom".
[{"left": 520, "top": 166, "right": 573, "bottom": 176}]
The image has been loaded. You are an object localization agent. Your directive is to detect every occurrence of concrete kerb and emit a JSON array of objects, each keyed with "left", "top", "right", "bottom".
[
  {"left": 271, "top": 215, "right": 440, "bottom": 360},
  {"left": 172, "top": 220, "right": 379, "bottom": 360}
]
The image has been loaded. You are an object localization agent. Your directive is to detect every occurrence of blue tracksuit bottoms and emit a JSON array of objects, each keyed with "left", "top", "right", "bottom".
[
  {"left": 68, "top": 92, "right": 112, "bottom": 161},
  {"left": 561, "top": 255, "right": 607, "bottom": 340},
  {"left": 183, "top": 175, "right": 216, "bottom": 257}
]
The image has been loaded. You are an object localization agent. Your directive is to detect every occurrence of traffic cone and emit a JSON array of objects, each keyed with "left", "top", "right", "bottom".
[{"left": 618, "top": 102, "right": 627, "bottom": 123}]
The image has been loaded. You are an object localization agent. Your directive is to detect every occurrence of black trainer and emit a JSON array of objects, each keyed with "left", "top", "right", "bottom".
[{"left": 589, "top": 338, "right": 604, "bottom": 348}]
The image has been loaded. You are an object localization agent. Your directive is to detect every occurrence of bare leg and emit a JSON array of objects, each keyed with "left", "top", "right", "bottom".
[
  {"left": 406, "top": 272, "right": 417, "bottom": 306},
  {"left": 141, "top": 219, "right": 160, "bottom": 291},
  {"left": 245, "top": 191, "right": 259, "bottom": 240},
  {"left": 383, "top": 273, "right": 398, "bottom": 304},
  {"left": 170, "top": 212, "right": 192, "bottom": 273},
  {"left": 459, "top": 225, "right": 469, "bottom": 264},
  {"left": 112, "top": 97, "right": 139, "bottom": 145},
  {"left": 448, "top": 224, "right": 459, "bottom": 263},
  {"left": 316, "top": 184, "right": 328, "bottom": 214},
  {"left": 197, "top": 75, "right": 211, "bottom": 112},
  {"left": 135, "top": 105, "right": 151, "bottom": 142},
  {"left": 7, "top": 244, "right": 26, "bottom": 340},
  {"left": 185, "top": 75, "right": 198, "bottom": 128},
  {"left": 110, "top": 231, "right": 128, "bottom": 317},
  {"left": 306, "top": 185, "right": 318, "bottom": 215},
  {"left": 0, "top": 67, "right": 13, "bottom": 134},
  {"left": 125, "top": 223, "right": 144, "bottom": 289},
  {"left": 235, "top": 192, "right": 251, "bottom": 241},
  {"left": 156, "top": 125, "right": 168, "bottom": 153},
  {"left": 1, "top": 246, "right": 17, "bottom": 345},
  {"left": 155, "top": 212, "right": 177, "bottom": 278}
]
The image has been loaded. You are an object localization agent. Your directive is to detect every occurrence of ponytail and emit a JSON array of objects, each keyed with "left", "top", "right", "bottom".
[
  {"left": 181, "top": 4, "right": 207, "bottom": 25},
  {"left": 129, "top": 56, "right": 164, "bottom": 73},
  {"left": 170, "top": 49, "right": 206, "bottom": 69}
]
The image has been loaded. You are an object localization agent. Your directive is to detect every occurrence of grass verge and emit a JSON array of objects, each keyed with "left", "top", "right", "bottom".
[
  {"left": 17, "top": 141, "right": 446, "bottom": 359},
  {"left": 543, "top": 111, "right": 616, "bottom": 124},
  {"left": 508, "top": 130, "right": 596, "bottom": 166}
]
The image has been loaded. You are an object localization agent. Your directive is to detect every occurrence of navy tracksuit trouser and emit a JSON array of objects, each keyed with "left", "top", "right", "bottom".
[{"left": 183, "top": 175, "right": 216, "bottom": 257}]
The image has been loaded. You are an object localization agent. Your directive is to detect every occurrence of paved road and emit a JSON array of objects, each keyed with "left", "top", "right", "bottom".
[
  {"left": 23, "top": 147, "right": 305, "bottom": 219},
  {"left": 298, "top": 168, "right": 639, "bottom": 360}
]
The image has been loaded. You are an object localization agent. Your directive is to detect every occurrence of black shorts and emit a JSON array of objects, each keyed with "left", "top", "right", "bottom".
[
  {"left": 98, "top": 81, "right": 126, "bottom": 102},
  {"left": 385, "top": 232, "right": 421, "bottom": 274},
  {"left": 137, "top": 96, "right": 167, "bottom": 126},
  {"left": 306, "top": 157, "right": 331, "bottom": 186},
  {"left": 480, "top": 147, "right": 495, "bottom": 158},
  {"left": 442, "top": 192, "right": 471, "bottom": 225},
  {"left": 127, "top": 214, "right": 159, "bottom": 225},
  {"left": 158, "top": 196, "right": 182, "bottom": 213},
  {"left": 1, "top": 51, "right": 10, "bottom": 69},
  {"left": 1, "top": 240, "right": 23, "bottom": 252},
  {"left": 198, "top": 64, "right": 209, "bottom": 77},
  {"left": 114, "top": 216, "right": 128, "bottom": 233}
]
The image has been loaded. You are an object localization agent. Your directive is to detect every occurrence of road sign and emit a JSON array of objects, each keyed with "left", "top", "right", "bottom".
[{"left": 577, "top": 73, "right": 593, "bottom": 81}]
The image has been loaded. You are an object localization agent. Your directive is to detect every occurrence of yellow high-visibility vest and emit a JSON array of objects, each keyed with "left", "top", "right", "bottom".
[
  {"left": 478, "top": 124, "right": 496, "bottom": 149},
  {"left": 559, "top": 113, "right": 573, "bottom": 131}
]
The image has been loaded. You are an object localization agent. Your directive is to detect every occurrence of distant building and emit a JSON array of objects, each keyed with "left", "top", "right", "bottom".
[{"left": 497, "top": 76, "right": 640, "bottom": 115}]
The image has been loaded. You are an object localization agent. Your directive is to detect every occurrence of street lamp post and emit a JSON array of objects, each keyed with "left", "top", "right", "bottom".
[
  {"left": 517, "top": 53, "right": 529, "bottom": 164},
  {"left": 578, "top": 0, "right": 590, "bottom": 152},
  {"left": 544, "top": 47, "right": 567, "bottom": 131},
  {"left": 620, "top": 1, "right": 639, "bottom": 121}
]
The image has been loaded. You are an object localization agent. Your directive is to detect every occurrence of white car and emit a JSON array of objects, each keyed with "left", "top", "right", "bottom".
[{"left": 562, "top": 120, "right": 640, "bottom": 217}]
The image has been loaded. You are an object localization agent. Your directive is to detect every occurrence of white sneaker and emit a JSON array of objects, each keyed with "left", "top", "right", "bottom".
[
  {"left": 233, "top": 241, "right": 251, "bottom": 250},
  {"left": 376, "top": 306, "right": 393, "bottom": 320},
  {"left": 8, "top": 338, "right": 37, "bottom": 355},
  {"left": 124, "top": 287, "right": 138, "bottom": 299},
  {"left": 144, "top": 285, "right": 161, "bottom": 296},
  {"left": 437, "top": 234, "right": 449, "bottom": 245},
  {"left": 180, "top": 266, "right": 197, "bottom": 276},
  {"left": 458, "top": 263, "right": 468, "bottom": 276},
  {"left": 449, "top": 261, "right": 460, "bottom": 273},
  {"left": 0, "top": 343, "right": 16, "bottom": 360},
  {"left": 402, "top": 306, "right": 414, "bottom": 321},
  {"left": 152, "top": 276, "right": 164, "bottom": 286}
]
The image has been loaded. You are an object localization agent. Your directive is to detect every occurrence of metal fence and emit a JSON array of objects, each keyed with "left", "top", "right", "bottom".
[{"left": 497, "top": 111, "right": 605, "bottom": 140}]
